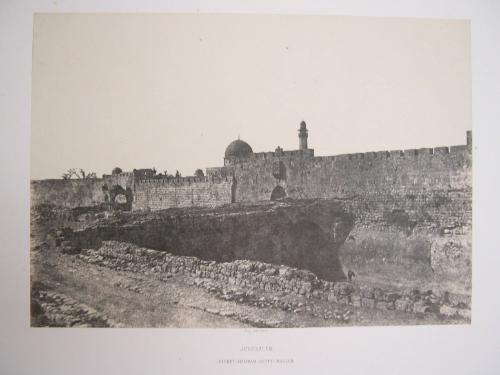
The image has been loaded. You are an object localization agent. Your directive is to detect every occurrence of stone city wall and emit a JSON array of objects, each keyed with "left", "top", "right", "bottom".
[
  {"left": 30, "top": 179, "right": 106, "bottom": 208},
  {"left": 132, "top": 176, "right": 233, "bottom": 210},
  {"left": 232, "top": 143, "right": 471, "bottom": 204},
  {"left": 31, "top": 138, "right": 471, "bottom": 217}
]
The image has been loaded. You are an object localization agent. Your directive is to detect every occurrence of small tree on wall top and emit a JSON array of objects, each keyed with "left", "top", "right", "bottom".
[{"left": 61, "top": 168, "right": 97, "bottom": 180}]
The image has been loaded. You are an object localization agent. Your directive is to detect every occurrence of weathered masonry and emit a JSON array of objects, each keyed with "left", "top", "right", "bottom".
[{"left": 31, "top": 123, "right": 472, "bottom": 217}]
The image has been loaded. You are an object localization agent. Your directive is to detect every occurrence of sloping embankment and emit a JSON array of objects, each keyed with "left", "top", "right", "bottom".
[{"left": 64, "top": 200, "right": 354, "bottom": 281}]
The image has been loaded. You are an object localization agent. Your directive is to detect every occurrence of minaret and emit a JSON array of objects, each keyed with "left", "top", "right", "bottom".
[{"left": 298, "top": 121, "right": 308, "bottom": 150}]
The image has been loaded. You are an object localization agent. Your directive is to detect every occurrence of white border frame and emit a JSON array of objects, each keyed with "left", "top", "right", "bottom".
[{"left": 1, "top": 1, "right": 500, "bottom": 374}]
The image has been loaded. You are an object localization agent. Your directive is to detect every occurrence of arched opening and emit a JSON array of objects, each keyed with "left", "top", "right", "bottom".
[
  {"left": 109, "top": 185, "right": 133, "bottom": 210},
  {"left": 287, "top": 220, "right": 345, "bottom": 281},
  {"left": 270, "top": 185, "right": 286, "bottom": 201}
]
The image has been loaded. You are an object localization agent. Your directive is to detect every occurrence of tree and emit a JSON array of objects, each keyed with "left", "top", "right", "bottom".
[
  {"left": 62, "top": 168, "right": 77, "bottom": 180},
  {"left": 62, "top": 168, "right": 97, "bottom": 180},
  {"left": 194, "top": 169, "right": 205, "bottom": 178}
]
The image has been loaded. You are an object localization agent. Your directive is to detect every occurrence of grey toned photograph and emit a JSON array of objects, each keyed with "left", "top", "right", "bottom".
[{"left": 30, "top": 14, "right": 472, "bottom": 328}]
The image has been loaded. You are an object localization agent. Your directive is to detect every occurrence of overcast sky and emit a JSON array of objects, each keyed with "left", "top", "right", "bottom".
[{"left": 31, "top": 14, "right": 471, "bottom": 179}]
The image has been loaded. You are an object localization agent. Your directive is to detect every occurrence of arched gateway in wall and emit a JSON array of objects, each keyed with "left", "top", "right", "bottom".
[
  {"left": 270, "top": 185, "right": 286, "bottom": 201},
  {"left": 103, "top": 184, "right": 133, "bottom": 210}
]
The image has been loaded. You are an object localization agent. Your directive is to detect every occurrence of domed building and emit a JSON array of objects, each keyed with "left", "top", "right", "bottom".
[{"left": 224, "top": 139, "right": 253, "bottom": 166}]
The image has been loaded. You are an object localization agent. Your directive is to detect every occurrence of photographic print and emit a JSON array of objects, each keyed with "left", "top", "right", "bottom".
[{"left": 30, "top": 14, "right": 472, "bottom": 328}]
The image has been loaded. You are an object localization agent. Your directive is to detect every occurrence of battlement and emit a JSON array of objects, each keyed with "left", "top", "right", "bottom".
[
  {"left": 251, "top": 148, "right": 315, "bottom": 160},
  {"left": 223, "top": 148, "right": 315, "bottom": 167},
  {"left": 206, "top": 167, "right": 230, "bottom": 177},
  {"left": 225, "top": 132, "right": 470, "bottom": 168},
  {"left": 135, "top": 175, "right": 232, "bottom": 186},
  {"left": 102, "top": 172, "right": 133, "bottom": 178},
  {"left": 222, "top": 149, "right": 316, "bottom": 166},
  {"left": 312, "top": 141, "right": 470, "bottom": 163}
]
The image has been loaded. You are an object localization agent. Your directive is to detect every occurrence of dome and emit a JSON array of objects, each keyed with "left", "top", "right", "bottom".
[
  {"left": 111, "top": 167, "right": 123, "bottom": 175},
  {"left": 225, "top": 139, "right": 253, "bottom": 159}
]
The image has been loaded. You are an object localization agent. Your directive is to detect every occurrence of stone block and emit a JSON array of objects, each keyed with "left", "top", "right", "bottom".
[
  {"left": 395, "top": 299, "right": 413, "bottom": 312},
  {"left": 333, "top": 282, "right": 355, "bottom": 297},
  {"left": 352, "top": 295, "right": 361, "bottom": 307},
  {"left": 439, "top": 305, "right": 459, "bottom": 317},
  {"left": 457, "top": 309, "right": 471, "bottom": 320},
  {"left": 360, "top": 287, "right": 374, "bottom": 299},
  {"left": 361, "top": 298, "right": 376, "bottom": 309},
  {"left": 413, "top": 301, "right": 431, "bottom": 314}
]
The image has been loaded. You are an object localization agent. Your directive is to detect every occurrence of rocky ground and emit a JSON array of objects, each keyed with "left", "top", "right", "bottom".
[{"left": 30, "top": 205, "right": 470, "bottom": 328}]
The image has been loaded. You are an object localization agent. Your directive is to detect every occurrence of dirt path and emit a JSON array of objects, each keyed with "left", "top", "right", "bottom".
[
  {"left": 33, "top": 247, "right": 253, "bottom": 328},
  {"left": 31, "top": 243, "right": 457, "bottom": 328}
]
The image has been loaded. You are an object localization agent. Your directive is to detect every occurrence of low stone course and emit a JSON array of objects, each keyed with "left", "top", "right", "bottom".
[{"left": 77, "top": 240, "right": 470, "bottom": 319}]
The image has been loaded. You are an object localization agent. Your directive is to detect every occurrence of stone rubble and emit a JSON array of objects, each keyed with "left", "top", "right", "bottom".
[
  {"left": 31, "top": 289, "right": 124, "bottom": 328},
  {"left": 75, "top": 240, "right": 471, "bottom": 321}
]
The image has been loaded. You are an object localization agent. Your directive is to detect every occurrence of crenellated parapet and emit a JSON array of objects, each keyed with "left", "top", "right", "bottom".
[
  {"left": 223, "top": 149, "right": 315, "bottom": 167},
  {"left": 312, "top": 141, "right": 470, "bottom": 163},
  {"left": 251, "top": 148, "right": 315, "bottom": 160},
  {"left": 134, "top": 175, "right": 232, "bottom": 187},
  {"left": 102, "top": 172, "right": 134, "bottom": 190}
]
